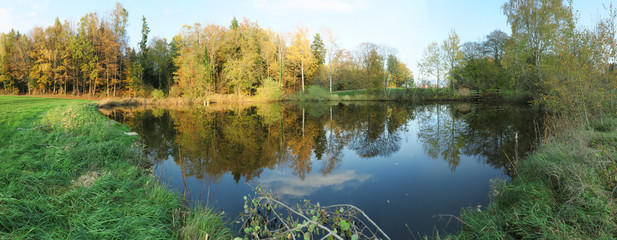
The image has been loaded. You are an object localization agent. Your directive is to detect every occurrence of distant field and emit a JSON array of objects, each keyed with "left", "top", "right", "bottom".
[{"left": 0, "top": 96, "right": 91, "bottom": 140}]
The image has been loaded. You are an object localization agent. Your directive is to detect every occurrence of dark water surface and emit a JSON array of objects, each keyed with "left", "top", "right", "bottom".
[{"left": 101, "top": 102, "right": 544, "bottom": 238}]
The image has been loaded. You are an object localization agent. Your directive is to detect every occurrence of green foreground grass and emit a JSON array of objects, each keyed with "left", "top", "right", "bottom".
[
  {"left": 454, "top": 117, "right": 617, "bottom": 239},
  {"left": 0, "top": 96, "right": 230, "bottom": 239}
]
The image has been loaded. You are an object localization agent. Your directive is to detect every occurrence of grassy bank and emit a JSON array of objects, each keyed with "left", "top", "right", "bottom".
[
  {"left": 454, "top": 117, "right": 617, "bottom": 239},
  {"left": 0, "top": 96, "right": 230, "bottom": 239}
]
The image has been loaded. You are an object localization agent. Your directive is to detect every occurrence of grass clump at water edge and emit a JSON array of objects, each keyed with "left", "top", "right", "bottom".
[
  {"left": 0, "top": 96, "right": 229, "bottom": 239},
  {"left": 180, "top": 207, "right": 232, "bottom": 240},
  {"left": 453, "top": 117, "right": 617, "bottom": 239}
]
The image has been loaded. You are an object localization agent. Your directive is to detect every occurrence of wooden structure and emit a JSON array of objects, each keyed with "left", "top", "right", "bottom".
[{"left": 457, "top": 84, "right": 472, "bottom": 96}]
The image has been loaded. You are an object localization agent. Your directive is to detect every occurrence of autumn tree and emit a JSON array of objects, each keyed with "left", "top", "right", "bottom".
[
  {"left": 222, "top": 19, "right": 263, "bottom": 95},
  {"left": 203, "top": 24, "right": 225, "bottom": 93},
  {"left": 29, "top": 26, "right": 53, "bottom": 94},
  {"left": 173, "top": 24, "right": 209, "bottom": 98},
  {"left": 287, "top": 25, "right": 315, "bottom": 93},
  {"left": 274, "top": 33, "right": 288, "bottom": 89},
  {"left": 110, "top": 2, "right": 128, "bottom": 96}
]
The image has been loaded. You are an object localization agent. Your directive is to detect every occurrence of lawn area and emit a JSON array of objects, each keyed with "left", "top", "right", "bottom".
[{"left": 0, "top": 95, "right": 229, "bottom": 239}]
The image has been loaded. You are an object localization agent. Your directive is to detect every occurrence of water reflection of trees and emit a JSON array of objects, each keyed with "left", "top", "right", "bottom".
[
  {"left": 416, "top": 104, "right": 544, "bottom": 175},
  {"left": 101, "top": 102, "right": 543, "bottom": 184}
]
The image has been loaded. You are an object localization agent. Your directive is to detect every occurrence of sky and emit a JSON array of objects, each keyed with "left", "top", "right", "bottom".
[{"left": 0, "top": 0, "right": 612, "bottom": 80}]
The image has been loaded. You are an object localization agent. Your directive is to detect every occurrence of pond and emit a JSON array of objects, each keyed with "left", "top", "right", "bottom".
[{"left": 100, "top": 102, "right": 545, "bottom": 238}]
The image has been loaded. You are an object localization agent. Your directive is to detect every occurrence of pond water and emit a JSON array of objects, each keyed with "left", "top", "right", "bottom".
[{"left": 100, "top": 102, "right": 544, "bottom": 238}]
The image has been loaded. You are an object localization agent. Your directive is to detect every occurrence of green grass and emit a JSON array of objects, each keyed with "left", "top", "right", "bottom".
[
  {"left": 453, "top": 117, "right": 617, "bottom": 239},
  {"left": 330, "top": 88, "right": 459, "bottom": 102},
  {"left": 0, "top": 95, "right": 229, "bottom": 239},
  {"left": 180, "top": 208, "right": 232, "bottom": 240},
  {"left": 330, "top": 88, "right": 531, "bottom": 103},
  {"left": 331, "top": 89, "right": 371, "bottom": 97}
]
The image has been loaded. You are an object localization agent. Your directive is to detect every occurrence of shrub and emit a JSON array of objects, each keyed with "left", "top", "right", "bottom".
[
  {"left": 256, "top": 78, "right": 282, "bottom": 100},
  {"left": 305, "top": 85, "right": 329, "bottom": 101},
  {"left": 151, "top": 89, "right": 165, "bottom": 99},
  {"left": 169, "top": 86, "right": 182, "bottom": 98}
]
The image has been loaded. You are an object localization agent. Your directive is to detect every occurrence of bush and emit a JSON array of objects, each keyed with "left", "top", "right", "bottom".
[
  {"left": 305, "top": 85, "right": 329, "bottom": 101},
  {"left": 151, "top": 89, "right": 165, "bottom": 99},
  {"left": 256, "top": 78, "right": 282, "bottom": 100},
  {"left": 169, "top": 86, "right": 182, "bottom": 98}
]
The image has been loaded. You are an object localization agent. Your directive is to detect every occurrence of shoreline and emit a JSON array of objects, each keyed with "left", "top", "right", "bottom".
[{"left": 454, "top": 116, "right": 617, "bottom": 239}]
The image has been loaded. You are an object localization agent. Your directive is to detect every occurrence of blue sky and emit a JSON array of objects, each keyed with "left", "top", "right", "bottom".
[{"left": 0, "top": 0, "right": 611, "bottom": 81}]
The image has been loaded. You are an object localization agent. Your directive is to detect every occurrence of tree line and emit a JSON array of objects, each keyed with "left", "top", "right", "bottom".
[
  {"left": 417, "top": 0, "right": 617, "bottom": 121},
  {"left": 0, "top": 3, "right": 413, "bottom": 98}
]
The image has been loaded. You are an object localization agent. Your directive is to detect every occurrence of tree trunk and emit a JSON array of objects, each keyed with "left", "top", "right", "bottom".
[
  {"left": 279, "top": 54, "right": 283, "bottom": 89},
  {"left": 106, "top": 70, "right": 109, "bottom": 96},
  {"left": 329, "top": 74, "right": 332, "bottom": 94},
  {"left": 301, "top": 58, "right": 305, "bottom": 93}
]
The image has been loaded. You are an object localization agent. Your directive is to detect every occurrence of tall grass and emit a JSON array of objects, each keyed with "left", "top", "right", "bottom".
[
  {"left": 0, "top": 96, "right": 230, "bottom": 239},
  {"left": 180, "top": 208, "right": 232, "bottom": 240},
  {"left": 97, "top": 97, "right": 196, "bottom": 108},
  {"left": 453, "top": 117, "right": 617, "bottom": 239}
]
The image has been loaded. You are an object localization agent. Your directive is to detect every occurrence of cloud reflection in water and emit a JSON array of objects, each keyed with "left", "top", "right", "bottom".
[{"left": 259, "top": 170, "right": 371, "bottom": 198}]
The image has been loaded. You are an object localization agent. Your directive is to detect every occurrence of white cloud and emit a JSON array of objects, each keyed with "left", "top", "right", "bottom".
[
  {"left": 253, "top": 0, "right": 370, "bottom": 14},
  {"left": 259, "top": 170, "right": 371, "bottom": 198},
  {"left": 0, "top": 0, "right": 51, "bottom": 34}
]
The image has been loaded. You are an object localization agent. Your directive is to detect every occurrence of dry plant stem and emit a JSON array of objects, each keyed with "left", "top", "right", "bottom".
[
  {"left": 435, "top": 215, "right": 478, "bottom": 239},
  {"left": 436, "top": 214, "right": 471, "bottom": 228},
  {"left": 258, "top": 196, "right": 344, "bottom": 240},
  {"left": 326, "top": 204, "right": 391, "bottom": 239}
]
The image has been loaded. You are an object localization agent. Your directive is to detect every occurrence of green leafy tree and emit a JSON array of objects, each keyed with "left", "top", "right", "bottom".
[
  {"left": 173, "top": 24, "right": 210, "bottom": 98},
  {"left": 503, "top": 0, "right": 573, "bottom": 91},
  {"left": 442, "top": 29, "right": 463, "bottom": 90},
  {"left": 311, "top": 33, "right": 326, "bottom": 65},
  {"left": 418, "top": 41, "right": 446, "bottom": 88},
  {"left": 230, "top": 17, "right": 239, "bottom": 30}
]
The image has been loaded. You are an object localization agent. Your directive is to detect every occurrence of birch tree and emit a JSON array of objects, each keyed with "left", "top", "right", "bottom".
[
  {"left": 287, "top": 25, "right": 314, "bottom": 93},
  {"left": 418, "top": 41, "right": 446, "bottom": 88}
]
